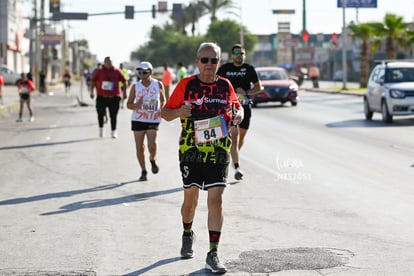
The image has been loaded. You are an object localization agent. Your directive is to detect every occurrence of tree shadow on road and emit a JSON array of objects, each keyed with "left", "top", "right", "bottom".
[
  {"left": 0, "top": 180, "right": 137, "bottom": 206},
  {"left": 39, "top": 186, "right": 182, "bottom": 216},
  {"left": 326, "top": 118, "right": 414, "bottom": 128},
  {"left": 0, "top": 137, "right": 99, "bottom": 151}
]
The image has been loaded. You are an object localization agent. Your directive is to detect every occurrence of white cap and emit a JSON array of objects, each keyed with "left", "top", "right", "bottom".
[{"left": 136, "top": 61, "right": 153, "bottom": 70}]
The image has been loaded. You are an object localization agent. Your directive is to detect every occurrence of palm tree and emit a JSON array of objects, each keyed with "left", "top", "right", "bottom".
[
  {"left": 186, "top": 2, "right": 204, "bottom": 36},
  {"left": 348, "top": 22, "right": 375, "bottom": 88},
  {"left": 170, "top": 1, "right": 205, "bottom": 35},
  {"left": 403, "top": 29, "right": 414, "bottom": 58},
  {"left": 198, "top": 0, "right": 235, "bottom": 23},
  {"left": 170, "top": 0, "right": 235, "bottom": 35},
  {"left": 171, "top": 6, "right": 190, "bottom": 34},
  {"left": 370, "top": 13, "right": 409, "bottom": 59}
]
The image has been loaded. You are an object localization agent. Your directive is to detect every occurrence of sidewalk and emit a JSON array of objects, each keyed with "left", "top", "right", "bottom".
[
  {"left": 0, "top": 82, "right": 64, "bottom": 117},
  {"left": 301, "top": 81, "right": 365, "bottom": 96},
  {"left": 0, "top": 85, "right": 20, "bottom": 115}
]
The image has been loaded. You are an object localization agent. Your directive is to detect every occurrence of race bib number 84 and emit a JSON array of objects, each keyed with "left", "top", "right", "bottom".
[{"left": 194, "top": 115, "right": 228, "bottom": 144}]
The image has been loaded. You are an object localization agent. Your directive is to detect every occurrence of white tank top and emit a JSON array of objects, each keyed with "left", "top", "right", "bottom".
[{"left": 131, "top": 79, "right": 162, "bottom": 123}]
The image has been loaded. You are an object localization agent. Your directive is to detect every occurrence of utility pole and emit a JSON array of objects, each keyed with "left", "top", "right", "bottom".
[
  {"left": 29, "top": 0, "right": 37, "bottom": 87},
  {"left": 34, "top": 0, "right": 41, "bottom": 89},
  {"left": 239, "top": 2, "right": 244, "bottom": 46},
  {"left": 40, "top": 0, "right": 47, "bottom": 75},
  {"left": 342, "top": 0, "right": 347, "bottom": 90},
  {"left": 302, "top": 0, "right": 306, "bottom": 33}
]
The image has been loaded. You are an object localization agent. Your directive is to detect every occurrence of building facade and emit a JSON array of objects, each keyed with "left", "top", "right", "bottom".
[{"left": 0, "top": 0, "right": 28, "bottom": 73}]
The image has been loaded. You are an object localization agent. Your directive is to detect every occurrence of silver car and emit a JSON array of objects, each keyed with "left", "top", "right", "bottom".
[
  {"left": 364, "top": 61, "right": 414, "bottom": 123},
  {"left": 1, "top": 64, "right": 21, "bottom": 85}
]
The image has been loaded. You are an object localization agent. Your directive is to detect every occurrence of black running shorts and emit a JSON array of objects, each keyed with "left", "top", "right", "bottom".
[
  {"left": 19, "top": 93, "right": 30, "bottom": 101},
  {"left": 131, "top": 121, "right": 160, "bottom": 131},
  {"left": 239, "top": 105, "right": 252, "bottom": 129},
  {"left": 180, "top": 161, "right": 229, "bottom": 190}
]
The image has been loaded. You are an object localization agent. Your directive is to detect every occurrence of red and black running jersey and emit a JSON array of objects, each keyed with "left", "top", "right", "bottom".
[{"left": 165, "top": 75, "right": 241, "bottom": 163}]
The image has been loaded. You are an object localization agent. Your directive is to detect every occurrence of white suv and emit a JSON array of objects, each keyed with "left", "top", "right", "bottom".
[{"left": 364, "top": 60, "right": 414, "bottom": 123}]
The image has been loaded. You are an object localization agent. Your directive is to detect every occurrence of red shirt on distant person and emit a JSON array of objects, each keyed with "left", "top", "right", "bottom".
[
  {"left": 18, "top": 78, "right": 35, "bottom": 93},
  {"left": 91, "top": 67, "right": 126, "bottom": 97}
]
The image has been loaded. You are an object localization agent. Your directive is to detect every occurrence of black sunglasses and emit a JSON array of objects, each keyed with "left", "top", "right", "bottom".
[
  {"left": 138, "top": 70, "right": 150, "bottom": 75},
  {"left": 200, "top": 57, "right": 219, "bottom": 64}
]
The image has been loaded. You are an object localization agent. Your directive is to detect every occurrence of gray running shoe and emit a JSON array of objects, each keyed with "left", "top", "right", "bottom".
[
  {"left": 180, "top": 231, "right": 195, "bottom": 258},
  {"left": 235, "top": 167, "right": 244, "bottom": 180},
  {"left": 205, "top": 250, "right": 227, "bottom": 274}
]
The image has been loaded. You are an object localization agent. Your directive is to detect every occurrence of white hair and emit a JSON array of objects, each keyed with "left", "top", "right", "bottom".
[{"left": 196, "top": 42, "right": 221, "bottom": 58}]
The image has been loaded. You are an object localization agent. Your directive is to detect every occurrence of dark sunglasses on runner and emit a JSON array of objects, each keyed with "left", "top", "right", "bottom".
[
  {"left": 200, "top": 57, "right": 219, "bottom": 64},
  {"left": 232, "top": 50, "right": 245, "bottom": 55},
  {"left": 138, "top": 70, "right": 150, "bottom": 75}
]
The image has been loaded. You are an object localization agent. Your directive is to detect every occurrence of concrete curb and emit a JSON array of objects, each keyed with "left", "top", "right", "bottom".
[
  {"left": 0, "top": 83, "right": 63, "bottom": 116},
  {"left": 305, "top": 88, "right": 365, "bottom": 96},
  {"left": 0, "top": 102, "right": 19, "bottom": 115}
]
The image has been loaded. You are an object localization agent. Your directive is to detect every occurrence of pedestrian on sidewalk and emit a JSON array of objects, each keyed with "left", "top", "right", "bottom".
[
  {"left": 176, "top": 61, "right": 187, "bottom": 83},
  {"left": 0, "top": 73, "right": 4, "bottom": 105},
  {"left": 309, "top": 64, "right": 320, "bottom": 88},
  {"left": 162, "top": 63, "right": 173, "bottom": 100},
  {"left": 62, "top": 69, "right": 72, "bottom": 96},
  {"left": 89, "top": 56, "right": 127, "bottom": 138},
  {"left": 39, "top": 71, "right": 47, "bottom": 93},
  {"left": 126, "top": 61, "right": 165, "bottom": 181},
  {"left": 217, "top": 43, "right": 261, "bottom": 181},
  {"left": 119, "top": 63, "right": 130, "bottom": 109},
  {"left": 16, "top": 73, "right": 35, "bottom": 122},
  {"left": 161, "top": 42, "right": 244, "bottom": 274}
]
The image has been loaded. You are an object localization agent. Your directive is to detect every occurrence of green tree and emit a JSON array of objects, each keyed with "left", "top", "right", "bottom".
[
  {"left": 130, "top": 3, "right": 258, "bottom": 68},
  {"left": 205, "top": 19, "right": 257, "bottom": 62},
  {"left": 197, "top": 0, "right": 235, "bottom": 23},
  {"left": 130, "top": 25, "right": 204, "bottom": 67},
  {"left": 186, "top": 2, "right": 204, "bottom": 36},
  {"left": 348, "top": 22, "right": 375, "bottom": 88},
  {"left": 370, "top": 13, "right": 409, "bottom": 59},
  {"left": 170, "top": 0, "right": 234, "bottom": 35}
]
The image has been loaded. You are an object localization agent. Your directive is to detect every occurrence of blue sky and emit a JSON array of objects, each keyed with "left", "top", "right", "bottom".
[{"left": 25, "top": 0, "right": 414, "bottom": 64}]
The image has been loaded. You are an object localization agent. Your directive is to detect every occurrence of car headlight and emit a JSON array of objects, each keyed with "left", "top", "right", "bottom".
[
  {"left": 289, "top": 83, "right": 298, "bottom": 90},
  {"left": 390, "top": 89, "right": 405, "bottom": 98}
]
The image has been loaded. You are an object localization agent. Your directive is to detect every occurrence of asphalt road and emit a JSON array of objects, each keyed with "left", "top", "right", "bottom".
[{"left": 0, "top": 81, "right": 414, "bottom": 275}]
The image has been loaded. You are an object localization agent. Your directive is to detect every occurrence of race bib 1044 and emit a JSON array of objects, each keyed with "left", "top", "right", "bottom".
[{"left": 194, "top": 115, "right": 228, "bottom": 144}]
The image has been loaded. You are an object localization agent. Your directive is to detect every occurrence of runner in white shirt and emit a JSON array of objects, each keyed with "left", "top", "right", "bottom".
[{"left": 126, "top": 61, "right": 166, "bottom": 181}]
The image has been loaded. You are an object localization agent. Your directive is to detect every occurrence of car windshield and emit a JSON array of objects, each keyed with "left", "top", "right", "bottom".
[
  {"left": 385, "top": 68, "right": 414, "bottom": 83},
  {"left": 258, "top": 70, "right": 289, "bottom": 81}
]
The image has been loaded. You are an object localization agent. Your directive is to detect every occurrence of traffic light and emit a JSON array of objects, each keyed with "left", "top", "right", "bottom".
[
  {"left": 172, "top": 3, "right": 182, "bottom": 19},
  {"left": 125, "top": 5, "right": 134, "bottom": 19},
  {"left": 152, "top": 4, "right": 156, "bottom": 19},
  {"left": 331, "top": 33, "right": 339, "bottom": 49},
  {"left": 49, "top": 0, "right": 60, "bottom": 13},
  {"left": 302, "top": 30, "right": 309, "bottom": 43}
]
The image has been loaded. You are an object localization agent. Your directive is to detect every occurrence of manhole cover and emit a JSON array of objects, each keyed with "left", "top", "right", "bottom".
[{"left": 226, "top": 247, "right": 353, "bottom": 273}]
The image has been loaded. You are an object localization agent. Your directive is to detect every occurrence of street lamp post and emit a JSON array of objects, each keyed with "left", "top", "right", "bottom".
[
  {"left": 239, "top": 2, "right": 244, "bottom": 46},
  {"left": 302, "top": 0, "right": 306, "bottom": 33},
  {"left": 342, "top": 0, "right": 348, "bottom": 90}
]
